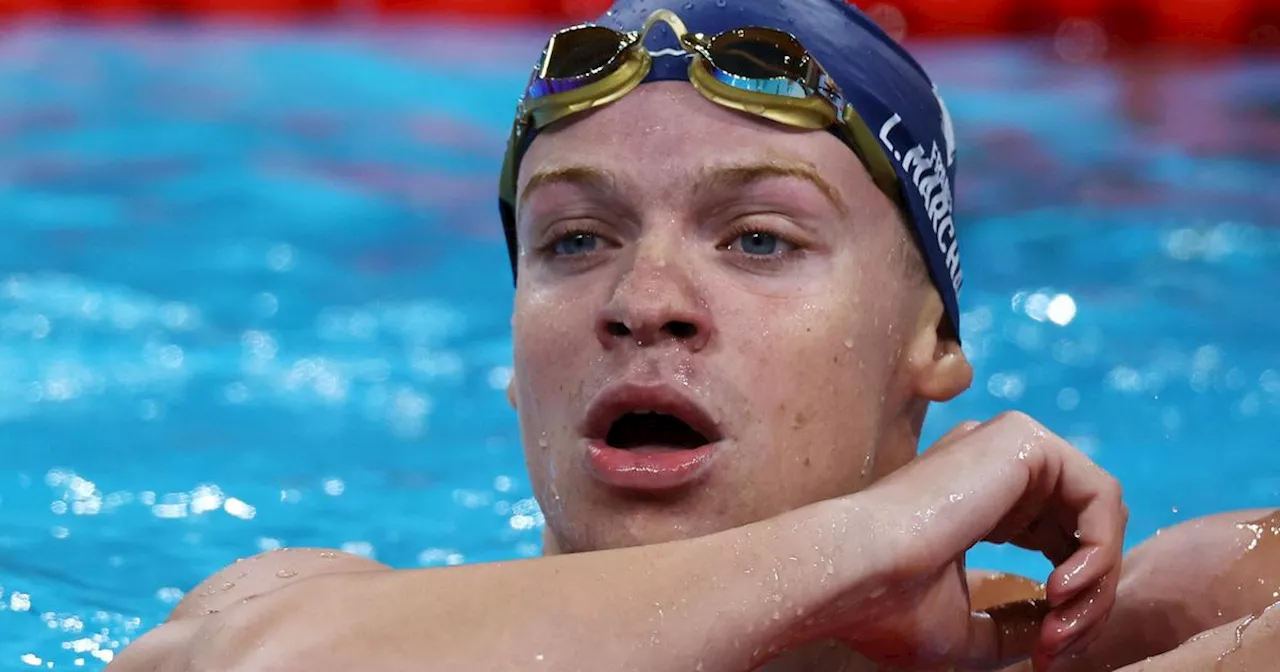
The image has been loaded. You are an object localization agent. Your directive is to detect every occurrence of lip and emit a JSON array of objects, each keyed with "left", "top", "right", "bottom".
[{"left": 581, "top": 381, "right": 724, "bottom": 492}]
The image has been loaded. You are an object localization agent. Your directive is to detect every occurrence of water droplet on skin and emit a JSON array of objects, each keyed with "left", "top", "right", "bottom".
[
  {"left": 538, "top": 434, "right": 549, "bottom": 449},
  {"left": 318, "top": 551, "right": 336, "bottom": 559},
  {"left": 1213, "top": 603, "right": 1278, "bottom": 670},
  {"left": 221, "top": 582, "right": 235, "bottom": 591},
  {"left": 276, "top": 569, "right": 298, "bottom": 579},
  {"left": 843, "top": 338, "right": 854, "bottom": 349},
  {"left": 1074, "top": 529, "right": 1083, "bottom": 539}
]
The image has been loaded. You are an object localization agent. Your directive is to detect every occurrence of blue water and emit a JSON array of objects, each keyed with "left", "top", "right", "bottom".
[{"left": 0, "top": 22, "right": 1277, "bottom": 670}]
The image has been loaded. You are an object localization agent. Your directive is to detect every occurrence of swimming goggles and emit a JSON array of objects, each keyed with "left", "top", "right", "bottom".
[{"left": 497, "top": 8, "right": 903, "bottom": 234}]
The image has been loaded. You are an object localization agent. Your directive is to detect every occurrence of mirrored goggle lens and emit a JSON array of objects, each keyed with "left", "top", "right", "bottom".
[
  {"left": 529, "top": 26, "right": 632, "bottom": 99},
  {"left": 703, "top": 28, "right": 814, "bottom": 98}
]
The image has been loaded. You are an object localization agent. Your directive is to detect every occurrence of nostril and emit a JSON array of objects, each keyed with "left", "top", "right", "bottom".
[
  {"left": 664, "top": 321, "right": 697, "bottom": 340},
  {"left": 606, "top": 322, "right": 630, "bottom": 337}
]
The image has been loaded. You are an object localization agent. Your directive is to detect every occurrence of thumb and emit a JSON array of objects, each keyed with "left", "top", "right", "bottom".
[{"left": 962, "top": 598, "right": 1050, "bottom": 670}]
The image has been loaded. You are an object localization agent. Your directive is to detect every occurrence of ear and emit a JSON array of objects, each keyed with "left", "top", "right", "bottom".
[{"left": 903, "top": 291, "right": 972, "bottom": 402}]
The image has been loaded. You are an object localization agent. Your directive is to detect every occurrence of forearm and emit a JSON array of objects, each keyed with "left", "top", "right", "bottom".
[
  {"left": 1117, "top": 602, "right": 1280, "bottom": 671},
  {"left": 232, "top": 500, "right": 872, "bottom": 672}
]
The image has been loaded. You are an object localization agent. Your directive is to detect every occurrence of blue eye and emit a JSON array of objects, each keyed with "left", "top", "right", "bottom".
[
  {"left": 553, "top": 232, "right": 599, "bottom": 256},
  {"left": 731, "top": 231, "right": 792, "bottom": 256}
]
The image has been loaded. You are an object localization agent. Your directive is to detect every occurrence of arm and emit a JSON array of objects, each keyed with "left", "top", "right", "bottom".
[
  {"left": 1116, "top": 603, "right": 1280, "bottom": 671},
  {"left": 110, "top": 412, "right": 1126, "bottom": 672},
  {"left": 164, "top": 547, "right": 389, "bottom": 622},
  {"left": 1046, "top": 508, "right": 1280, "bottom": 671},
  {"left": 111, "top": 499, "right": 883, "bottom": 672}
]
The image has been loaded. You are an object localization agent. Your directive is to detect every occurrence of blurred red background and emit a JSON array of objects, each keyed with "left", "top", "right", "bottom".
[{"left": 0, "top": 0, "right": 1275, "bottom": 50}]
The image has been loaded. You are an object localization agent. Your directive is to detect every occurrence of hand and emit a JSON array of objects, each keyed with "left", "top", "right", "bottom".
[{"left": 815, "top": 412, "right": 1128, "bottom": 671}]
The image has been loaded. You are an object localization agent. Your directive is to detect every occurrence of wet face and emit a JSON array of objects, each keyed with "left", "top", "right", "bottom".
[{"left": 509, "top": 83, "right": 969, "bottom": 553}]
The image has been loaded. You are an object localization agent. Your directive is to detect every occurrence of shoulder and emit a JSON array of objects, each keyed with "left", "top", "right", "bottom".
[
  {"left": 1117, "top": 508, "right": 1279, "bottom": 636},
  {"left": 168, "top": 547, "right": 391, "bottom": 622}
]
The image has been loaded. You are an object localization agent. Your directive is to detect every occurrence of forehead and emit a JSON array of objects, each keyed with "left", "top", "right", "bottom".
[{"left": 516, "top": 82, "right": 877, "bottom": 204}]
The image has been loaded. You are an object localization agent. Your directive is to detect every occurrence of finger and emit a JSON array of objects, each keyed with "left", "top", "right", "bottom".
[
  {"left": 981, "top": 423, "right": 1078, "bottom": 564},
  {"left": 962, "top": 598, "right": 1051, "bottom": 669},
  {"left": 870, "top": 416, "right": 1045, "bottom": 559},
  {"left": 1009, "top": 514, "right": 1081, "bottom": 567},
  {"left": 1036, "top": 577, "right": 1117, "bottom": 663},
  {"left": 1045, "top": 463, "right": 1125, "bottom": 606}
]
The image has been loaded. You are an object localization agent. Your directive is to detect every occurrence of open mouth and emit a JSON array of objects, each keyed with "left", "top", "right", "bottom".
[
  {"left": 584, "top": 384, "right": 723, "bottom": 452},
  {"left": 606, "top": 411, "right": 711, "bottom": 450}
]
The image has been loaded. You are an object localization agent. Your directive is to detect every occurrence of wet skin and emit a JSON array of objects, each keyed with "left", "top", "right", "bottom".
[{"left": 108, "top": 82, "right": 1279, "bottom": 672}]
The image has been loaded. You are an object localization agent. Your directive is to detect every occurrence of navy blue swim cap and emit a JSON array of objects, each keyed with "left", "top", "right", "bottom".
[{"left": 509, "top": 0, "right": 963, "bottom": 335}]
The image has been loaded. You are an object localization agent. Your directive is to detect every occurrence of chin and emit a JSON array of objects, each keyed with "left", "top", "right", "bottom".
[{"left": 549, "top": 495, "right": 752, "bottom": 553}]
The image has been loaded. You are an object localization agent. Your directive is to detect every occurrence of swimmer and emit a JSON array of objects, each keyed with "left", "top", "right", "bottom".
[{"left": 109, "top": 1, "right": 1280, "bottom": 670}]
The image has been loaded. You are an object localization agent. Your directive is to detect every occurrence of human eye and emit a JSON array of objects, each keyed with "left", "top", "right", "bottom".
[
  {"left": 550, "top": 231, "right": 601, "bottom": 257},
  {"left": 534, "top": 221, "right": 617, "bottom": 266},
  {"left": 721, "top": 222, "right": 805, "bottom": 269}
]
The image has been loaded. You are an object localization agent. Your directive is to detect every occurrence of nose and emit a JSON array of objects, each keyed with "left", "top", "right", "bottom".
[{"left": 595, "top": 245, "right": 713, "bottom": 352}]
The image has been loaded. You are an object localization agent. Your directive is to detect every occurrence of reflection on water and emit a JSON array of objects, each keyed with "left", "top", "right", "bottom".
[{"left": 0, "top": 23, "right": 1277, "bottom": 670}]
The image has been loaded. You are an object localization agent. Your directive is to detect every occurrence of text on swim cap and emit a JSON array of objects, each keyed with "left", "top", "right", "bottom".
[{"left": 878, "top": 114, "right": 962, "bottom": 295}]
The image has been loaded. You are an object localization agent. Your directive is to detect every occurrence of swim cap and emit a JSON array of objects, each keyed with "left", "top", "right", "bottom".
[{"left": 504, "top": 0, "right": 963, "bottom": 336}]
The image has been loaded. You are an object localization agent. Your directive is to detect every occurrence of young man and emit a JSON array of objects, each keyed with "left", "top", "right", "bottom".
[{"left": 109, "top": 1, "right": 1278, "bottom": 670}]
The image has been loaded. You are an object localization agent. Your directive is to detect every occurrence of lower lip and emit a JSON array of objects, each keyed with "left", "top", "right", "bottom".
[{"left": 585, "top": 440, "right": 720, "bottom": 491}]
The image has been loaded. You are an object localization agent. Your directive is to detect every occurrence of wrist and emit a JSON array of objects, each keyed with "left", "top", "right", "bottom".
[{"left": 721, "top": 497, "right": 885, "bottom": 650}]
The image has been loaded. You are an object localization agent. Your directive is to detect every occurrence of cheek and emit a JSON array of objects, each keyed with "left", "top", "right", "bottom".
[
  {"left": 511, "top": 290, "right": 597, "bottom": 426},
  {"left": 513, "top": 290, "right": 576, "bottom": 372},
  {"left": 717, "top": 290, "right": 902, "bottom": 436}
]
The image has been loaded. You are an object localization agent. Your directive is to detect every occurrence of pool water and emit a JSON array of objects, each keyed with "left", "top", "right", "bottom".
[{"left": 0, "top": 21, "right": 1277, "bottom": 670}]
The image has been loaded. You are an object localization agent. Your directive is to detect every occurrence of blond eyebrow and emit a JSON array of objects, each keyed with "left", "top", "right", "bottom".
[
  {"left": 696, "top": 160, "right": 849, "bottom": 217},
  {"left": 518, "top": 159, "right": 849, "bottom": 216},
  {"left": 518, "top": 165, "right": 616, "bottom": 209}
]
